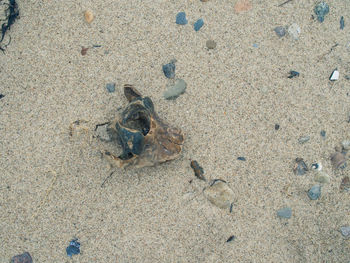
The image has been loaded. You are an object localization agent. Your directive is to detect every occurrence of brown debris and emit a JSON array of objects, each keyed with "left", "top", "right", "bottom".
[
  {"left": 190, "top": 160, "right": 206, "bottom": 181},
  {"left": 340, "top": 176, "right": 350, "bottom": 191},
  {"left": 81, "top": 47, "right": 89, "bottom": 56},
  {"left": 84, "top": 10, "right": 94, "bottom": 24}
]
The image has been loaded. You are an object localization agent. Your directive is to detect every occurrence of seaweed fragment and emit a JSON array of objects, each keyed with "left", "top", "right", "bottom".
[{"left": 0, "top": 0, "right": 19, "bottom": 52}]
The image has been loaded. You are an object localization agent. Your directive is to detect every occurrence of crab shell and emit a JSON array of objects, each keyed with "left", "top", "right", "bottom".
[{"left": 105, "top": 85, "right": 184, "bottom": 168}]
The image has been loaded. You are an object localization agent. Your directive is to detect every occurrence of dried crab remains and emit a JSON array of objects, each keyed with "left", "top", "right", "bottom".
[{"left": 104, "top": 84, "right": 184, "bottom": 168}]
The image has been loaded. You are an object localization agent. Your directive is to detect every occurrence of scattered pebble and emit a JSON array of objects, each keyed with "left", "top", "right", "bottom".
[
  {"left": 341, "top": 140, "right": 350, "bottom": 150},
  {"left": 293, "top": 158, "right": 308, "bottom": 175},
  {"left": 340, "top": 176, "right": 350, "bottom": 191},
  {"left": 314, "top": 171, "right": 330, "bottom": 184},
  {"left": 0, "top": 94, "right": 4, "bottom": 99},
  {"left": 81, "top": 47, "right": 89, "bottom": 56},
  {"left": 190, "top": 160, "right": 206, "bottom": 181},
  {"left": 237, "top": 157, "right": 246, "bottom": 161},
  {"left": 106, "top": 82, "right": 116, "bottom": 93},
  {"left": 163, "top": 78, "right": 187, "bottom": 100},
  {"left": 194, "top": 19, "right": 204, "bottom": 31},
  {"left": 84, "top": 10, "right": 94, "bottom": 24},
  {"left": 308, "top": 185, "right": 321, "bottom": 200},
  {"left": 320, "top": 130, "right": 326, "bottom": 138},
  {"left": 274, "top": 26, "right": 286, "bottom": 37},
  {"left": 314, "top": 2, "right": 329, "bottom": 23},
  {"left": 206, "top": 39, "right": 217, "bottom": 49},
  {"left": 275, "top": 124, "right": 280, "bottom": 130},
  {"left": 234, "top": 0, "right": 252, "bottom": 13},
  {"left": 11, "top": 252, "right": 32, "bottom": 263},
  {"left": 311, "top": 162, "right": 322, "bottom": 171},
  {"left": 162, "top": 60, "right": 176, "bottom": 79},
  {"left": 203, "top": 180, "right": 234, "bottom": 209},
  {"left": 252, "top": 43, "right": 259, "bottom": 48},
  {"left": 277, "top": 207, "right": 292, "bottom": 219},
  {"left": 226, "top": 235, "right": 236, "bottom": 242},
  {"left": 288, "top": 70, "right": 300, "bottom": 78},
  {"left": 329, "top": 69, "right": 339, "bottom": 81},
  {"left": 66, "top": 238, "right": 81, "bottom": 257},
  {"left": 288, "top": 23, "right": 301, "bottom": 40},
  {"left": 340, "top": 226, "right": 350, "bottom": 238},
  {"left": 298, "top": 135, "right": 310, "bottom": 144},
  {"left": 330, "top": 152, "right": 346, "bottom": 169},
  {"left": 176, "top": 12, "right": 188, "bottom": 25},
  {"left": 340, "top": 16, "right": 345, "bottom": 30}
]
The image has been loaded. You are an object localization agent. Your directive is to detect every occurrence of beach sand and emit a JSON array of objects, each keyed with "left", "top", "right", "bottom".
[{"left": 1, "top": 0, "right": 349, "bottom": 262}]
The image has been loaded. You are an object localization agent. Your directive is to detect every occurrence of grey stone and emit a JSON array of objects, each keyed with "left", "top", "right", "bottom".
[
  {"left": 298, "top": 136, "right": 310, "bottom": 144},
  {"left": 277, "top": 207, "right": 292, "bottom": 219},
  {"left": 106, "top": 83, "right": 116, "bottom": 93},
  {"left": 163, "top": 79, "right": 187, "bottom": 100},
  {"left": 203, "top": 180, "right": 234, "bottom": 209},
  {"left": 340, "top": 226, "right": 350, "bottom": 238},
  {"left": 206, "top": 39, "right": 217, "bottom": 49},
  {"left": 162, "top": 60, "right": 176, "bottom": 79},
  {"left": 288, "top": 23, "right": 301, "bottom": 40},
  {"left": 314, "top": 2, "right": 329, "bottom": 23},
  {"left": 308, "top": 185, "right": 321, "bottom": 200},
  {"left": 274, "top": 26, "right": 286, "bottom": 37}
]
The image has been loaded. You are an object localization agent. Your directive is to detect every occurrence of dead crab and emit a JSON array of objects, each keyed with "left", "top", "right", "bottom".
[{"left": 104, "top": 84, "right": 184, "bottom": 168}]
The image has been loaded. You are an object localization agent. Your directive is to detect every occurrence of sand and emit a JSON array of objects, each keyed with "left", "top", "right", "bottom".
[{"left": 1, "top": 0, "right": 350, "bottom": 262}]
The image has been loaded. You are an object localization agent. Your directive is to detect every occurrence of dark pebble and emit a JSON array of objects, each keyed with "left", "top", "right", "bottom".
[
  {"left": 277, "top": 207, "right": 292, "bottom": 219},
  {"left": 66, "top": 239, "right": 81, "bottom": 257},
  {"left": 11, "top": 252, "right": 32, "bottom": 263},
  {"left": 340, "top": 176, "right": 350, "bottom": 191},
  {"left": 162, "top": 60, "right": 176, "bottom": 79},
  {"left": 274, "top": 26, "right": 286, "bottom": 37},
  {"left": 314, "top": 2, "right": 329, "bottom": 22},
  {"left": 206, "top": 39, "right": 217, "bottom": 49},
  {"left": 293, "top": 158, "right": 308, "bottom": 175},
  {"left": 194, "top": 18, "right": 204, "bottom": 31},
  {"left": 106, "top": 83, "right": 116, "bottom": 93},
  {"left": 275, "top": 124, "right": 280, "bottom": 130},
  {"left": 176, "top": 12, "right": 188, "bottom": 25},
  {"left": 226, "top": 235, "right": 236, "bottom": 242},
  {"left": 320, "top": 130, "right": 326, "bottom": 138},
  {"left": 340, "top": 16, "right": 345, "bottom": 29},
  {"left": 311, "top": 163, "right": 320, "bottom": 170},
  {"left": 307, "top": 185, "right": 321, "bottom": 200},
  {"left": 237, "top": 157, "right": 246, "bottom": 161},
  {"left": 0, "top": 94, "right": 4, "bottom": 99},
  {"left": 288, "top": 70, "right": 300, "bottom": 78}
]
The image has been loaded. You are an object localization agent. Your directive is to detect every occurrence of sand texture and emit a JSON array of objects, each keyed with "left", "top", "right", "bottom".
[{"left": 1, "top": 0, "right": 350, "bottom": 262}]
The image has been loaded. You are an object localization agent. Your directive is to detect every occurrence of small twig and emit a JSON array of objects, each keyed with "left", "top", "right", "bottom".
[
  {"left": 101, "top": 170, "right": 115, "bottom": 187},
  {"left": 317, "top": 43, "right": 339, "bottom": 62},
  {"left": 278, "top": 0, "right": 293, "bottom": 7}
]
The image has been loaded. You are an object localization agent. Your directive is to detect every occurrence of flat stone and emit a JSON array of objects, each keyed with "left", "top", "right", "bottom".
[
  {"left": 274, "top": 26, "right": 286, "bottom": 37},
  {"left": 11, "top": 252, "right": 32, "bottom": 263},
  {"left": 314, "top": 171, "right": 330, "bottom": 184},
  {"left": 203, "top": 180, "right": 234, "bottom": 209},
  {"left": 308, "top": 185, "right": 321, "bottom": 200},
  {"left": 194, "top": 19, "right": 204, "bottom": 31},
  {"left": 340, "top": 226, "right": 350, "bottom": 238},
  {"left": 288, "top": 23, "right": 301, "bottom": 40},
  {"left": 163, "top": 79, "right": 187, "bottom": 100},
  {"left": 176, "top": 12, "right": 188, "bottom": 25},
  {"left": 277, "top": 207, "right": 292, "bottom": 219},
  {"left": 206, "top": 40, "right": 217, "bottom": 49}
]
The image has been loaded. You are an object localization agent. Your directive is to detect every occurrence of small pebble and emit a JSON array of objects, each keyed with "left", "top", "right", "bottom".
[
  {"left": 320, "top": 130, "right": 326, "bottom": 138},
  {"left": 84, "top": 10, "right": 94, "bottom": 24},
  {"left": 288, "top": 23, "right": 301, "bottom": 40},
  {"left": 314, "top": 172, "right": 330, "bottom": 184},
  {"left": 331, "top": 152, "right": 346, "bottom": 169},
  {"left": 176, "top": 12, "right": 188, "bottom": 25},
  {"left": 314, "top": 2, "right": 329, "bottom": 23},
  {"left": 275, "top": 124, "right": 280, "bottom": 130},
  {"left": 340, "top": 16, "right": 345, "bottom": 30},
  {"left": 340, "top": 176, "right": 350, "bottom": 191},
  {"left": 298, "top": 135, "right": 310, "bottom": 144},
  {"left": 106, "top": 82, "right": 116, "bottom": 93},
  {"left": 206, "top": 39, "right": 217, "bottom": 49},
  {"left": 274, "top": 26, "right": 286, "bottom": 37},
  {"left": 190, "top": 160, "right": 206, "bottom": 181},
  {"left": 194, "top": 19, "right": 204, "bottom": 31},
  {"left": 11, "top": 252, "right": 32, "bottom": 263},
  {"left": 293, "top": 158, "right": 308, "bottom": 175},
  {"left": 237, "top": 157, "right": 246, "bottom": 161},
  {"left": 81, "top": 47, "right": 89, "bottom": 56},
  {"left": 311, "top": 162, "right": 322, "bottom": 171},
  {"left": 341, "top": 140, "right": 350, "bottom": 150},
  {"left": 66, "top": 239, "right": 81, "bottom": 257},
  {"left": 203, "top": 180, "right": 234, "bottom": 209},
  {"left": 162, "top": 60, "right": 176, "bottom": 79},
  {"left": 340, "top": 226, "right": 350, "bottom": 238},
  {"left": 163, "top": 78, "right": 187, "bottom": 100},
  {"left": 226, "top": 235, "right": 236, "bottom": 242},
  {"left": 252, "top": 43, "right": 259, "bottom": 48},
  {"left": 288, "top": 70, "right": 300, "bottom": 78},
  {"left": 307, "top": 184, "right": 321, "bottom": 200},
  {"left": 329, "top": 69, "right": 339, "bottom": 81},
  {"left": 0, "top": 94, "right": 4, "bottom": 99},
  {"left": 277, "top": 207, "right": 292, "bottom": 219}
]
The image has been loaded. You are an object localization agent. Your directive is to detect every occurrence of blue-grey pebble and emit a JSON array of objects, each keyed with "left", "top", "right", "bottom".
[
  {"left": 162, "top": 61, "right": 176, "bottom": 79},
  {"left": 340, "top": 226, "right": 350, "bottom": 238},
  {"left": 340, "top": 16, "right": 345, "bottom": 30},
  {"left": 106, "top": 83, "right": 115, "bottom": 93},
  {"left": 308, "top": 185, "right": 321, "bottom": 200},
  {"left": 194, "top": 19, "right": 204, "bottom": 31},
  {"left": 176, "top": 12, "right": 188, "bottom": 25},
  {"left": 314, "top": 2, "right": 329, "bottom": 22},
  {"left": 320, "top": 130, "right": 326, "bottom": 138},
  {"left": 66, "top": 239, "right": 80, "bottom": 257},
  {"left": 277, "top": 207, "right": 292, "bottom": 219},
  {"left": 163, "top": 79, "right": 187, "bottom": 100},
  {"left": 274, "top": 26, "right": 286, "bottom": 37}
]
